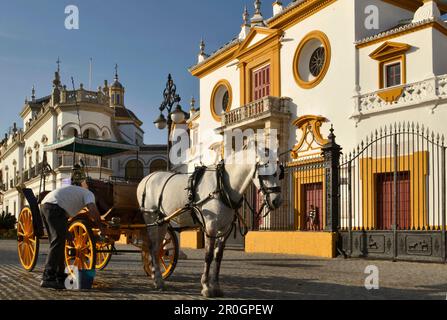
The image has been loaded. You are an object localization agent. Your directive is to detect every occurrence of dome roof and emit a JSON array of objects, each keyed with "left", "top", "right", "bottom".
[
  {"left": 111, "top": 79, "right": 124, "bottom": 89},
  {"left": 111, "top": 64, "right": 124, "bottom": 89}
]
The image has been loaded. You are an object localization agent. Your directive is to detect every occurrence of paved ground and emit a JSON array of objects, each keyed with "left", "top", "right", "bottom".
[{"left": 1, "top": 240, "right": 447, "bottom": 300}]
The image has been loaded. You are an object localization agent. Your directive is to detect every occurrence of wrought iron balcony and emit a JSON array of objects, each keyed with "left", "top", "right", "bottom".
[
  {"left": 352, "top": 74, "right": 447, "bottom": 120},
  {"left": 222, "top": 96, "right": 291, "bottom": 127}
]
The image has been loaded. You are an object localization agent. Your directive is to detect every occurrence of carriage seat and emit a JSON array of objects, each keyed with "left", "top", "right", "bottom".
[
  {"left": 87, "top": 178, "right": 142, "bottom": 224},
  {"left": 87, "top": 178, "right": 114, "bottom": 215}
]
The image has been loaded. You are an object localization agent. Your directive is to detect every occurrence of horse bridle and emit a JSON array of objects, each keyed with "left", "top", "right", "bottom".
[{"left": 254, "top": 162, "right": 284, "bottom": 212}]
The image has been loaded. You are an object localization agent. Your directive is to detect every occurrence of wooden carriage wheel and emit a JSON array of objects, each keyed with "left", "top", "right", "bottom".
[
  {"left": 142, "top": 227, "right": 179, "bottom": 280},
  {"left": 17, "top": 207, "right": 39, "bottom": 272},
  {"left": 65, "top": 220, "right": 96, "bottom": 272},
  {"left": 95, "top": 241, "right": 112, "bottom": 270}
]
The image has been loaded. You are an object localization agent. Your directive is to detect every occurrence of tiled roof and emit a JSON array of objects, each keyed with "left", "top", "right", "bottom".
[{"left": 114, "top": 106, "right": 143, "bottom": 125}]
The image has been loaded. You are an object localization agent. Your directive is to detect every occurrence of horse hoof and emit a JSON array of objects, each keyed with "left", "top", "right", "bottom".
[
  {"left": 201, "top": 288, "right": 213, "bottom": 298},
  {"left": 154, "top": 282, "right": 166, "bottom": 291},
  {"left": 213, "top": 288, "right": 224, "bottom": 298}
]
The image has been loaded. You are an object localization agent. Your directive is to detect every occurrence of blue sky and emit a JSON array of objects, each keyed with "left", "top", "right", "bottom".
[
  {"left": 1, "top": 1, "right": 445, "bottom": 144},
  {"left": 0, "top": 0, "right": 258, "bottom": 144}
]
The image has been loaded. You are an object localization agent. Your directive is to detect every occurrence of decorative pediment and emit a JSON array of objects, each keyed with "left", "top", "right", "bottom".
[
  {"left": 369, "top": 41, "right": 411, "bottom": 61},
  {"left": 291, "top": 115, "right": 329, "bottom": 159},
  {"left": 235, "top": 27, "right": 282, "bottom": 59}
]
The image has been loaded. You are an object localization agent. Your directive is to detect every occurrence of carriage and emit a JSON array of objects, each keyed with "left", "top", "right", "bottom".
[{"left": 16, "top": 137, "right": 179, "bottom": 280}]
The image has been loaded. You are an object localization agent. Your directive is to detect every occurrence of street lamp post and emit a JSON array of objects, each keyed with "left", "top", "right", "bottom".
[{"left": 154, "top": 74, "right": 185, "bottom": 171}]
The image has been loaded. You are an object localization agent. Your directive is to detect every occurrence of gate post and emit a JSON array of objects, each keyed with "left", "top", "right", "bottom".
[{"left": 322, "top": 125, "right": 342, "bottom": 232}]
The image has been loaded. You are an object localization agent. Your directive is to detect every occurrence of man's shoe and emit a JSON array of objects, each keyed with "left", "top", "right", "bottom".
[{"left": 40, "top": 279, "right": 65, "bottom": 290}]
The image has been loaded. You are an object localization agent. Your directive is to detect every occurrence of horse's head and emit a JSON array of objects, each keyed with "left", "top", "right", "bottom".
[{"left": 252, "top": 159, "right": 284, "bottom": 211}]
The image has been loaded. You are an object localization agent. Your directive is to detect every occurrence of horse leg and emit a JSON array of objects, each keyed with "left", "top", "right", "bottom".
[
  {"left": 210, "top": 236, "right": 226, "bottom": 297},
  {"left": 147, "top": 225, "right": 168, "bottom": 291},
  {"left": 201, "top": 235, "right": 216, "bottom": 297}
]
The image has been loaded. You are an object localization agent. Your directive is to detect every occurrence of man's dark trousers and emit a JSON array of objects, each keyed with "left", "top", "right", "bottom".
[{"left": 41, "top": 203, "right": 68, "bottom": 282}]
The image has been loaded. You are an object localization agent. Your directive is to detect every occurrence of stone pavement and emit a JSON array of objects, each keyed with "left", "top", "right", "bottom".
[{"left": 1, "top": 240, "right": 447, "bottom": 300}]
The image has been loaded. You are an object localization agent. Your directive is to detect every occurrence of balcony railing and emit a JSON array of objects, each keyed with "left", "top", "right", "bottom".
[
  {"left": 352, "top": 74, "right": 447, "bottom": 120},
  {"left": 222, "top": 96, "right": 291, "bottom": 127},
  {"left": 23, "top": 170, "right": 29, "bottom": 183},
  {"left": 63, "top": 89, "right": 108, "bottom": 105}
]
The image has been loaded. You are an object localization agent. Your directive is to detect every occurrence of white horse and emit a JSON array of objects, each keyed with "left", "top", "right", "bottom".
[{"left": 136, "top": 158, "right": 283, "bottom": 297}]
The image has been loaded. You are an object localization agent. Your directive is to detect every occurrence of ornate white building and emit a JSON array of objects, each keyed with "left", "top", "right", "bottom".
[
  {"left": 0, "top": 66, "right": 167, "bottom": 217},
  {"left": 184, "top": 0, "right": 447, "bottom": 260}
]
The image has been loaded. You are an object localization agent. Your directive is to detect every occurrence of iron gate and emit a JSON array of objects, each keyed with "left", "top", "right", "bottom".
[{"left": 338, "top": 122, "right": 447, "bottom": 262}]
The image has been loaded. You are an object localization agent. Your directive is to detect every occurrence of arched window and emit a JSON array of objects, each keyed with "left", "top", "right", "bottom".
[
  {"left": 125, "top": 160, "right": 144, "bottom": 182},
  {"left": 83, "top": 128, "right": 99, "bottom": 139},
  {"left": 65, "top": 127, "right": 78, "bottom": 138},
  {"left": 150, "top": 159, "right": 167, "bottom": 173}
]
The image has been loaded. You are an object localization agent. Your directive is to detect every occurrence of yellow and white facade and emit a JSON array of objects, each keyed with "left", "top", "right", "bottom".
[{"left": 185, "top": 0, "right": 447, "bottom": 257}]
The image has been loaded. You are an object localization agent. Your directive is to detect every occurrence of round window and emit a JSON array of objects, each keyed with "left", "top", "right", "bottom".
[
  {"left": 222, "top": 91, "right": 229, "bottom": 112},
  {"left": 293, "top": 31, "right": 331, "bottom": 89},
  {"left": 309, "top": 47, "right": 325, "bottom": 77},
  {"left": 210, "top": 80, "right": 232, "bottom": 122}
]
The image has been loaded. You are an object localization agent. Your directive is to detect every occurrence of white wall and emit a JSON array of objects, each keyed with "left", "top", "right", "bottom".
[
  {"left": 280, "top": 0, "right": 358, "bottom": 152},
  {"left": 358, "top": 28, "right": 434, "bottom": 95},
  {"left": 433, "top": 28, "right": 447, "bottom": 75},
  {"left": 198, "top": 57, "right": 240, "bottom": 165},
  {"left": 354, "top": 0, "right": 414, "bottom": 41}
]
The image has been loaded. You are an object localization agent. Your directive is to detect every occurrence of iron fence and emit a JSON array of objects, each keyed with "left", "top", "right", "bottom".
[
  {"left": 240, "top": 155, "right": 328, "bottom": 232},
  {"left": 339, "top": 122, "right": 447, "bottom": 261}
]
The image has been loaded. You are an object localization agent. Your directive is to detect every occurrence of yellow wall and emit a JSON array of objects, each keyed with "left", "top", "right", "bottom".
[
  {"left": 245, "top": 231, "right": 336, "bottom": 258},
  {"left": 180, "top": 231, "right": 204, "bottom": 249}
]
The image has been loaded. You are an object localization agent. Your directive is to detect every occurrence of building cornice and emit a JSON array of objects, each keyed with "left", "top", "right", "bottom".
[
  {"left": 54, "top": 103, "right": 115, "bottom": 117},
  {"left": 23, "top": 108, "right": 56, "bottom": 140},
  {"left": 356, "top": 19, "right": 447, "bottom": 48},
  {"left": 1, "top": 140, "right": 24, "bottom": 160},
  {"left": 189, "top": 42, "right": 241, "bottom": 78},
  {"left": 267, "top": 0, "right": 337, "bottom": 30}
]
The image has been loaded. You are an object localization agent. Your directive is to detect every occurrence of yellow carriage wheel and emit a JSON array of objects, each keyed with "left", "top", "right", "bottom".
[
  {"left": 17, "top": 207, "right": 39, "bottom": 272},
  {"left": 95, "top": 241, "right": 112, "bottom": 271},
  {"left": 65, "top": 220, "right": 96, "bottom": 272},
  {"left": 142, "top": 227, "right": 179, "bottom": 280}
]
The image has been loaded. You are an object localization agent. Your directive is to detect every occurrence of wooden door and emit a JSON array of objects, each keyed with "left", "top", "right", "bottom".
[
  {"left": 252, "top": 65, "right": 271, "bottom": 101},
  {"left": 376, "top": 172, "right": 410, "bottom": 230},
  {"left": 303, "top": 183, "right": 323, "bottom": 231}
]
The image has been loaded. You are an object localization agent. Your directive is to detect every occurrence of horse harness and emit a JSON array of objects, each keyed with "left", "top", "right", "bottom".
[{"left": 140, "top": 162, "right": 283, "bottom": 240}]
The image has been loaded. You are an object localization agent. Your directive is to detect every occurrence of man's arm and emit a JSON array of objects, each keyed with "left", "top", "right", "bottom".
[{"left": 86, "top": 203, "right": 106, "bottom": 233}]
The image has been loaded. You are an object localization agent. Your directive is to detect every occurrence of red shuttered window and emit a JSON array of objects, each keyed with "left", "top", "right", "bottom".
[
  {"left": 252, "top": 65, "right": 271, "bottom": 101},
  {"left": 376, "top": 172, "right": 411, "bottom": 230},
  {"left": 303, "top": 183, "right": 324, "bottom": 231}
]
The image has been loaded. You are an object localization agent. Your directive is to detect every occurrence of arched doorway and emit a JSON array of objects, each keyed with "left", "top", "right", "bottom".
[
  {"left": 149, "top": 159, "right": 167, "bottom": 173},
  {"left": 125, "top": 160, "right": 144, "bottom": 181}
]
